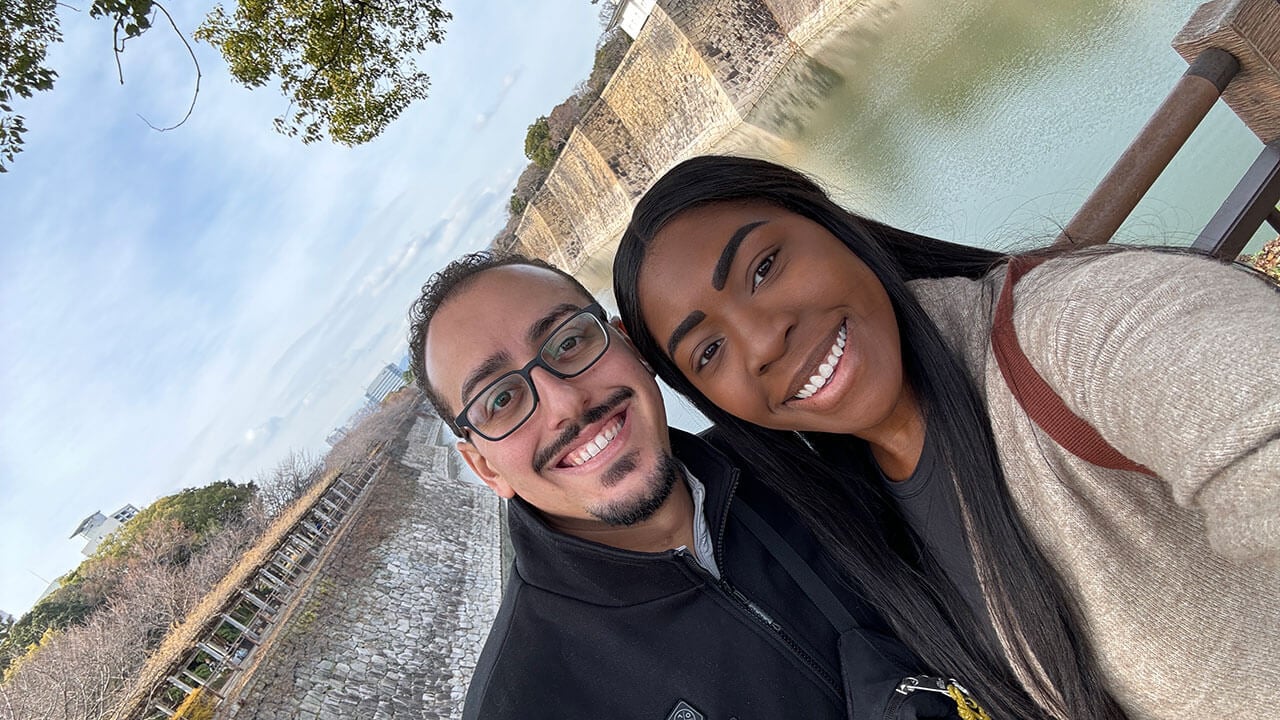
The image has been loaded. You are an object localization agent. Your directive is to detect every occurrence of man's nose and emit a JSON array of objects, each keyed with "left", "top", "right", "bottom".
[{"left": 530, "top": 367, "right": 592, "bottom": 429}]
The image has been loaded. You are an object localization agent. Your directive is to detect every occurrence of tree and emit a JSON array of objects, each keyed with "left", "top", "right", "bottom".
[
  {"left": 249, "top": 450, "right": 324, "bottom": 519},
  {"left": 0, "top": 0, "right": 452, "bottom": 171},
  {"left": 195, "top": 0, "right": 452, "bottom": 145},
  {"left": 0, "top": 0, "right": 60, "bottom": 172},
  {"left": 523, "top": 115, "right": 556, "bottom": 170}
]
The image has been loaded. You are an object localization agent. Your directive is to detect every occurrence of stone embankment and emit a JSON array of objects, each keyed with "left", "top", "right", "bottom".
[
  {"left": 220, "top": 415, "right": 501, "bottom": 720},
  {"left": 503, "top": 0, "right": 864, "bottom": 276}
]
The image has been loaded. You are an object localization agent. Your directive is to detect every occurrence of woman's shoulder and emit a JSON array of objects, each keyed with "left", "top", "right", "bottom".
[
  {"left": 1018, "top": 247, "right": 1271, "bottom": 304},
  {"left": 1011, "top": 247, "right": 1277, "bottom": 351}
]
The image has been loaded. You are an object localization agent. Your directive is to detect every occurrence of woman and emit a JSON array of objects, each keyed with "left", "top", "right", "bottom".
[{"left": 613, "top": 155, "right": 1279, "bottom": 720}]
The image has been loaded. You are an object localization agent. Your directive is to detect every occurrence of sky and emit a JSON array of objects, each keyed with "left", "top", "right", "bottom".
[{"left": 0, "top": 1, "right": 606, "bottom": 616}]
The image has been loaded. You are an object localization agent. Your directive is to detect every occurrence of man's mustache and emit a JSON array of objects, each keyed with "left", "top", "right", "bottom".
[{"left": 533, "top": 388, "right": 634, "bottom": 471}]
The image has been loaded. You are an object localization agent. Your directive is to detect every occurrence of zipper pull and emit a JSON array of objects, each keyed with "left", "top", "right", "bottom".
[
  {"left": 895, "top": 676, "right": 950, "bottom": 696},
  {"left": 895, "top": 677, "right": 993, "bottom": 720}
]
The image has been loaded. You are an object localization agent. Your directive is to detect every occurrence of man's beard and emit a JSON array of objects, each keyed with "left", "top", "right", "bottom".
[{"left": 586, "top": 452, "right": 681, "bottom": 527}]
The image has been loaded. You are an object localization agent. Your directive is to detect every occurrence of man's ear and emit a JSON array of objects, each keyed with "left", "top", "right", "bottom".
[{"left": 457, "top": 440, "right": 515, "bottom": 499}]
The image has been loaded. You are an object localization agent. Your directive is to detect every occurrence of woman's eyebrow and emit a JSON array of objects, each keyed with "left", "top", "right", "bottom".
[
  {"left": 667, "top": 310, "right": 706, "bottom": 358},
  {"left": 712, "top": 220, "right": 769, "bottom": 290}
]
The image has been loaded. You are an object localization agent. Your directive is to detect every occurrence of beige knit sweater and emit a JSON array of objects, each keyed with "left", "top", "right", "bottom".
[{"left": 909, "top": 250, "right": 1280, "bottom": 719}]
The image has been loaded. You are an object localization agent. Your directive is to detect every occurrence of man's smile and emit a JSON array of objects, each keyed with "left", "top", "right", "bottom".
[
  {"left": 561, "top": 413, "right": 626, "bottom": 467},
  {"left": 533, "top": 388, "right": 634, "bottom": 471}
]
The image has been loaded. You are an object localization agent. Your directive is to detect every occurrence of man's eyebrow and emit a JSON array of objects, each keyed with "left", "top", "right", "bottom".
[
  {"left": 460, "top": 351, "right": 513, "bottom": 404},
  {"left": 526, "top": 303, "right": 583, "bottom": 346},
  {"left": 667, "top": 310, "right": 706, "bottom": 359},
  {"left": 712, "top": 220, "right": 769, "bottom": 291}
]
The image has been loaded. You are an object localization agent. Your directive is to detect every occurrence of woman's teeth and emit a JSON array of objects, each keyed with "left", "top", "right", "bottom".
[
  {"left": 567, "top": 417, "right": 623, "bottom": 466},
  {"left": 793, "top": 324, "right": 847, "bottom": 400}
]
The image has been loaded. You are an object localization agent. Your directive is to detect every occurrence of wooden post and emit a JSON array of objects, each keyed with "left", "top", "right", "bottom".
[{"left": 1058, "top": 48, "right": 1238, "bottom": 246}]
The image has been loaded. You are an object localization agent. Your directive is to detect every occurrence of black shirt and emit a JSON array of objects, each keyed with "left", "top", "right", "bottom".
[{"left": 879, "top": 429, "right": 991, "bottom": 633}]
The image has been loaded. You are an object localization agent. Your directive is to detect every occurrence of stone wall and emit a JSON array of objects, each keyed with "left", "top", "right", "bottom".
[
  {"left": 220, "top": 415, "right": 501, "bottom": 720},
  {"left": 509, "top": 0, "right": 863, "bottom": 275}
]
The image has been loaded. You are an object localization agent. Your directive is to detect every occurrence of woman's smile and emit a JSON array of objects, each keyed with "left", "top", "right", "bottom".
[{"left": 787, "top": 320, "right": 847, "bottom": 402}]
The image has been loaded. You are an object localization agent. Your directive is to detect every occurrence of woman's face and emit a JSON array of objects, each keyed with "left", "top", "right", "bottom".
[{"left": 636, "top": 201, "right": 910, "bottom": 438}]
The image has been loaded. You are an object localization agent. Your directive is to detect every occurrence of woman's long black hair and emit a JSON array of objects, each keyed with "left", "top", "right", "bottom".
[{"left": 613, "top": 155, "right": 1128, "bottom": 719}]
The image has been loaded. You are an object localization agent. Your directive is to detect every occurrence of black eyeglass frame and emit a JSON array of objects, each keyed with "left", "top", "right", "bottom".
[{"left": 455, "top": 302, "right": 610, "bottom": 442}]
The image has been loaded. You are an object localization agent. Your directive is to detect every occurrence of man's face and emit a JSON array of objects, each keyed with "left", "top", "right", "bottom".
[{"left": 424, "top": 264, "right": 676, "bottom": 531}]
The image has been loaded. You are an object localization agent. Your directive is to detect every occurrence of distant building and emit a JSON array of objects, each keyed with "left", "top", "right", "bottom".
[
  {"left": 365, "top": 363, "right": 407, "bottom": 405},
  {"left": 325, "top": 427, "right": 349, "bottom": 447},
  {"left": 606, "top": 0, "right": 656, "bottom": 39},
  {"left": 70, "top": 504, "right": 140, "bottom": 557}
]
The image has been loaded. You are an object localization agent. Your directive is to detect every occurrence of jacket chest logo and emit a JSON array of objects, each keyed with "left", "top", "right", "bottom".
[{"left": 666, "top": 700, "right": 704, "bottom": 720}]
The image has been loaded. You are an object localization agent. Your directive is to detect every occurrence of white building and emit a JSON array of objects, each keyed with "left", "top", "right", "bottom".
[
  {"left": 365, "top": 363, "right": 407, "bottom": 405},
  {"left": 325, "top": 427, "right": 349, "bottom": 447},
  {"left": 70, "top": 504, "right": 140, "bottom": 557},
  {"left": 606, "top": 0, "right": 656, "bottom": 39}
]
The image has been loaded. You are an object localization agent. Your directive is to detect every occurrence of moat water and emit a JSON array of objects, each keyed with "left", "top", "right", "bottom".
[{"left": 747, "top": 0, "right": 1271, "bottom": 253}]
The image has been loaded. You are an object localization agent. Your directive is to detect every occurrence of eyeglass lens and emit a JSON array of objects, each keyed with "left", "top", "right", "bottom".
[{"left": 465, "top": 311, "right": 608, "bottom": 438}]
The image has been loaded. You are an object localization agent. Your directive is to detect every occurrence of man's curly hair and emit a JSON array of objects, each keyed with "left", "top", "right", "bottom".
[{"left": 407, "top": 250, "right": 593, "bottom": 437}]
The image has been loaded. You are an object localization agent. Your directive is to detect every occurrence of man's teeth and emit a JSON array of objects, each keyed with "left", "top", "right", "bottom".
[
  {"left": 793, "top": 325, "right": 847, "bottom": 400},
  {"left": 566, "top": 417, "right": 624, "bottom": 466}
]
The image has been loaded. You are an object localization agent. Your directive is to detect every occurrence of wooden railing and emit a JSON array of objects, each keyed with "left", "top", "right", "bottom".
[{"left": 1060, "top": 0, "right": 1280, "bottom": 258}]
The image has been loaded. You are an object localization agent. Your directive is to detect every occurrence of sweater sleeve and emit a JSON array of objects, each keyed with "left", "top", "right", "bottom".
[{"left": 1011, "top": 250, "right": 1280, "bottom": 566}]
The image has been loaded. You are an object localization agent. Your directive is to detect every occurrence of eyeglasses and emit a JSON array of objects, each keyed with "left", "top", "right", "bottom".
[{"left": 456, "top": 303, "right": 611, "bottom": 441}]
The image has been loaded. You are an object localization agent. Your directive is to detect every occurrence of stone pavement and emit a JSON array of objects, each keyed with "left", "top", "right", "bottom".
[{"left": 222, "top": 414, "right": 502, "bottom": 720}]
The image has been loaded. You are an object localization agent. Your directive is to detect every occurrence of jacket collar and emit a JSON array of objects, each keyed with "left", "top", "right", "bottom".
[{"left": 506, "top": 428, "right": 739, "bottom": 606}]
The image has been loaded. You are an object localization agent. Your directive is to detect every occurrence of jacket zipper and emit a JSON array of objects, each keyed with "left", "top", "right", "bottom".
[
  {"left": 677, "top": 548, "right": 841, "bottom": 697},
  {"left": 723, "top": 579, "right": 841, "bottom": 694}
]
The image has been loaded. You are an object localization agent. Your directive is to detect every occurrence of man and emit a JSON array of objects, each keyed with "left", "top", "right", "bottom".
[{"left": 407, "top": 251, "right": 956, "bottom": 720}]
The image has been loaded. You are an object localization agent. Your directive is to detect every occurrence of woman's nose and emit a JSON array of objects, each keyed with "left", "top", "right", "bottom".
[{"left": 735, "top": 308, "right": 793, "bottom": 376}]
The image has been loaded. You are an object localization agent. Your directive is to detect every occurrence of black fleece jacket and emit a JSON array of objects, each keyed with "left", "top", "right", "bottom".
[{"left": 461, "top": 430, "right": 960, "bottom": 720}]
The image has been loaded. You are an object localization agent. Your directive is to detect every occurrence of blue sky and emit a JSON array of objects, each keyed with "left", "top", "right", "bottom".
[{"left": 0, "top": 1, "right": 604, "bottom": 615}]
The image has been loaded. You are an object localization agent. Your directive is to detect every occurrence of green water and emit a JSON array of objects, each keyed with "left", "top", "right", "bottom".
[{"left": 729, "top": 0, "right": 1273, "bottom": 254}]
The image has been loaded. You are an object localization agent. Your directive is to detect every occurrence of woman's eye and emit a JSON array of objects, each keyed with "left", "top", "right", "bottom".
[
  {"left": 696, "top": 340, "right": 722, "bottom": 370},
  {"left": 752, "top": 252, "right": 776, "bottom": 290}
]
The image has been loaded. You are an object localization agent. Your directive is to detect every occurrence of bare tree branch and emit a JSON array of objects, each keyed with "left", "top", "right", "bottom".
[{"left": 136, "top": 1, "right": 200, "bottom": 132}]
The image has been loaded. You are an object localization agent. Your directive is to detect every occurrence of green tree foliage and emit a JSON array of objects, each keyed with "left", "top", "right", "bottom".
[
  {"left": 0, "top": 586, "right": 93, "bottom": 674},
  {"left": 100, "top": 480, "right": 254, "bottom": 557},
  {"left": 0, "top": 0, "right": 452, "bottom": 171},
  {"left": 0, "top": 0, "right": 61, "bottom": 172},
  {"left": 195, "top": 0, "right": 452, "bottom": 145},
  {"left": 2, "top": 0, "right": 161, "bottom": 173},
  {"left": 523, "top": 115, "right": 556, "bottom": 170}
]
